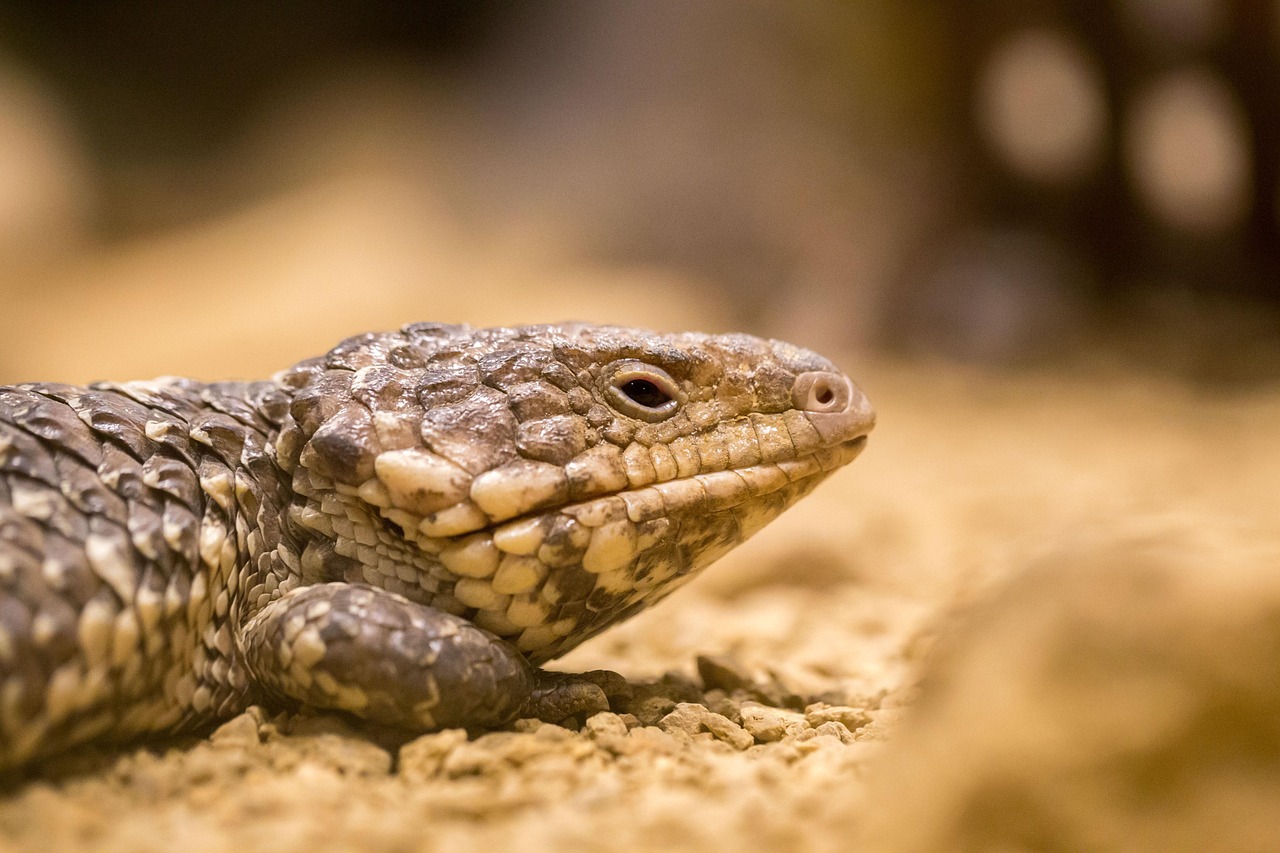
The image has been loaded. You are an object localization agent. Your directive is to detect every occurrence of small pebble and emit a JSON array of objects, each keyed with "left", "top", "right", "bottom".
[
  {"left": 625, "top": 725, "right": 682, "bottom": 754},
  {"left": 703, "top": 689, "right": 743, "bottom": 724},
  {"left": 397, "top": 728, "right": 468, "bottom": 782},
  {"left": 511, "top": 718, "right": 549, "bottom": 733},
  {"left": 627, "top": 696, "right": 678, "bottom": 726},
  {"left": 658, "top": 703, "right": 754, "bottom": 751},
  {"left": 696, "top": 654, "right": 754, "bottom": 692},
  {"left": 209, "top": 711, "right": 264, "bottom": 748},
  {"left": 813, "top": 721, "right": 856, "bottom": 745},
  {"left": 804, "top": 705, "right": 871, "bottom": 732},
  {"left": 584, "top": 712, "right": 630, "bottom": 739},
  {"left": 739, "top": 703, "right": 808, "bottom": 743}
]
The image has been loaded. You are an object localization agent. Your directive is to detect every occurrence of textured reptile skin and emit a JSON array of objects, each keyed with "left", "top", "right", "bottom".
[{"left": 0, "top": 322, "right": 874, "bottom": 769}]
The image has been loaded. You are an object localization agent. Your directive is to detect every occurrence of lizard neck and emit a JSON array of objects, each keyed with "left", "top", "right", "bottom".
[{"left": 119, "top": 377, "right": 307, "bottom": 723}]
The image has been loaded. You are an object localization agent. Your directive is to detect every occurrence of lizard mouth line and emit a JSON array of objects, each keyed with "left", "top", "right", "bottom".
[
  {"left": 367, "top": 435, "right": 870, "bottom": 547},
  {"left": 474, "top": 434, "right": 869, "bottom": 539}
]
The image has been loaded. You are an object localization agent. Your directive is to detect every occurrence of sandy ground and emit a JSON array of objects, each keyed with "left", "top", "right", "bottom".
[{"left": 1, "top": 352, "right": 1277, "bottom": 852}]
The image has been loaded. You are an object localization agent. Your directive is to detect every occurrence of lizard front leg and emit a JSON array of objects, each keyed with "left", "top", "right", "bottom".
[{"left": 240, "top": 583, "right": 615, "bottom": 729}]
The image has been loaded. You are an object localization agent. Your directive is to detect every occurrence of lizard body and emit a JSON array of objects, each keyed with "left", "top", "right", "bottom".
[{"left": 0, "top": 322, "right": 873, "bottom": 769}]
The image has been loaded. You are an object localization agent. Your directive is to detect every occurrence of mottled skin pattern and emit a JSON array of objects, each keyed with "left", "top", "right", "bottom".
[{"left": 0, "top": 323, "right": 874, "bottom": 770}]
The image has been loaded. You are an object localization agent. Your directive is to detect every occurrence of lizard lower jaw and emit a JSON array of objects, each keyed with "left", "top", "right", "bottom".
[{"left": 551, "top": 437, "right": 867, "bottom": 533}]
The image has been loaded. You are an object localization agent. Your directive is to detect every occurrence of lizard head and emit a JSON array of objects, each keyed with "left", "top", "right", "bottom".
[{"left": 275, "top": 322, "right": 874, "bottom": 662}]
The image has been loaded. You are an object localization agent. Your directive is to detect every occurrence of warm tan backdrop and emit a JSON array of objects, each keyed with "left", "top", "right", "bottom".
[{"left": 1, "top": 4, "right": 1278, "bottom": 850}]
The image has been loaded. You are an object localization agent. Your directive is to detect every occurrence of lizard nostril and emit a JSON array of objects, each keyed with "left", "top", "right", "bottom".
[
  {"left": 792, "top": 371, "right": 875, "bottom": 442},
  {"left": 793, "top": 372, "right": 852, "bottom": 414}
]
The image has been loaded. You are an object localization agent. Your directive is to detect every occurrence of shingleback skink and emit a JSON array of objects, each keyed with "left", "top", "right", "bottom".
[{"left": 0, "top": 322, "right": 874, "bottom": 769}]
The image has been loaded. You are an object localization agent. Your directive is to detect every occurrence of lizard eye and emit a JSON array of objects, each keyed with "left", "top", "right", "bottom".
[
  {"left": 606, "top": 362, "right": 684, "bottom": 421},
  {"left": 619, "top": 378, "right": 669, "bottom": 408}
]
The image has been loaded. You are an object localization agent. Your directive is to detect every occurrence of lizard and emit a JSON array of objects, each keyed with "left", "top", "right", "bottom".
[{"left": 0, "top": 322, "right": 874, "bottom": 770}]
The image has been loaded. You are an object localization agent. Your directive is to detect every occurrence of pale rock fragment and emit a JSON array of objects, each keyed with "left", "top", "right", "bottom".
[
  {"left": 739, "top": 702, "right": 809, "bottom": 743},
  {"left": 658, "top": 702, "right": 754, "bottom": 750}
]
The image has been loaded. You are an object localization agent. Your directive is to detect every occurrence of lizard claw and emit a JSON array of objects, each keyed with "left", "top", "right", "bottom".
[{"left": 520, "top": 669, "right": 632, "bottom": 723}]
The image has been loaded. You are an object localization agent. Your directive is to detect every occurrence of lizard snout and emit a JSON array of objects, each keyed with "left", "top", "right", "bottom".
[{"left": 792, "top": 371, "right": 876, "bottom": 445}]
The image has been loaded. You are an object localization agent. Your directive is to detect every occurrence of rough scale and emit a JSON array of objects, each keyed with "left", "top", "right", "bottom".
[{"left": 0, "top": 322, "right": 874, "bottom": 769}]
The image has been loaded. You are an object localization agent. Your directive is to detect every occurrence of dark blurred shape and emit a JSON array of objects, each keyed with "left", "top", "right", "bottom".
[
  {"left": 1119, "top": 0, "right": 1227, "bottom": 52},
  {"left": 0, "top": 0, "right": 514, "bottom": 232},
  {"left": 0, "top": 2, "right": 1275, "bottom": 378},
  {"left": 937, "top": 0, "right": 1279, "bottom": 373},
  {"left": 445, "top": 1, "right": 943, "bottom": 352},
  {"left": 890, "top": 229, "right": 1088, "bottom": 363},
  {"left": 0, "top": 1, "right": 503, "bottom": 150}
]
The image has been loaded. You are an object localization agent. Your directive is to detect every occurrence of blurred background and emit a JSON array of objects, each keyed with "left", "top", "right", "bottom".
[{"left": 0, "top": 0, "right": 1275, "bottom": 383}]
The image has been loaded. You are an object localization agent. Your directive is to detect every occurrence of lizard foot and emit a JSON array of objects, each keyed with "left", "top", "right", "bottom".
[{"left": 520, "top": 670, "right": 632, "bottom": 724}]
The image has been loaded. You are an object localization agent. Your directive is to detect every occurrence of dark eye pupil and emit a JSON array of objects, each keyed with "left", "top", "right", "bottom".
[{"left": 620, "top": 379, "right": 671, "bottom": 408}]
